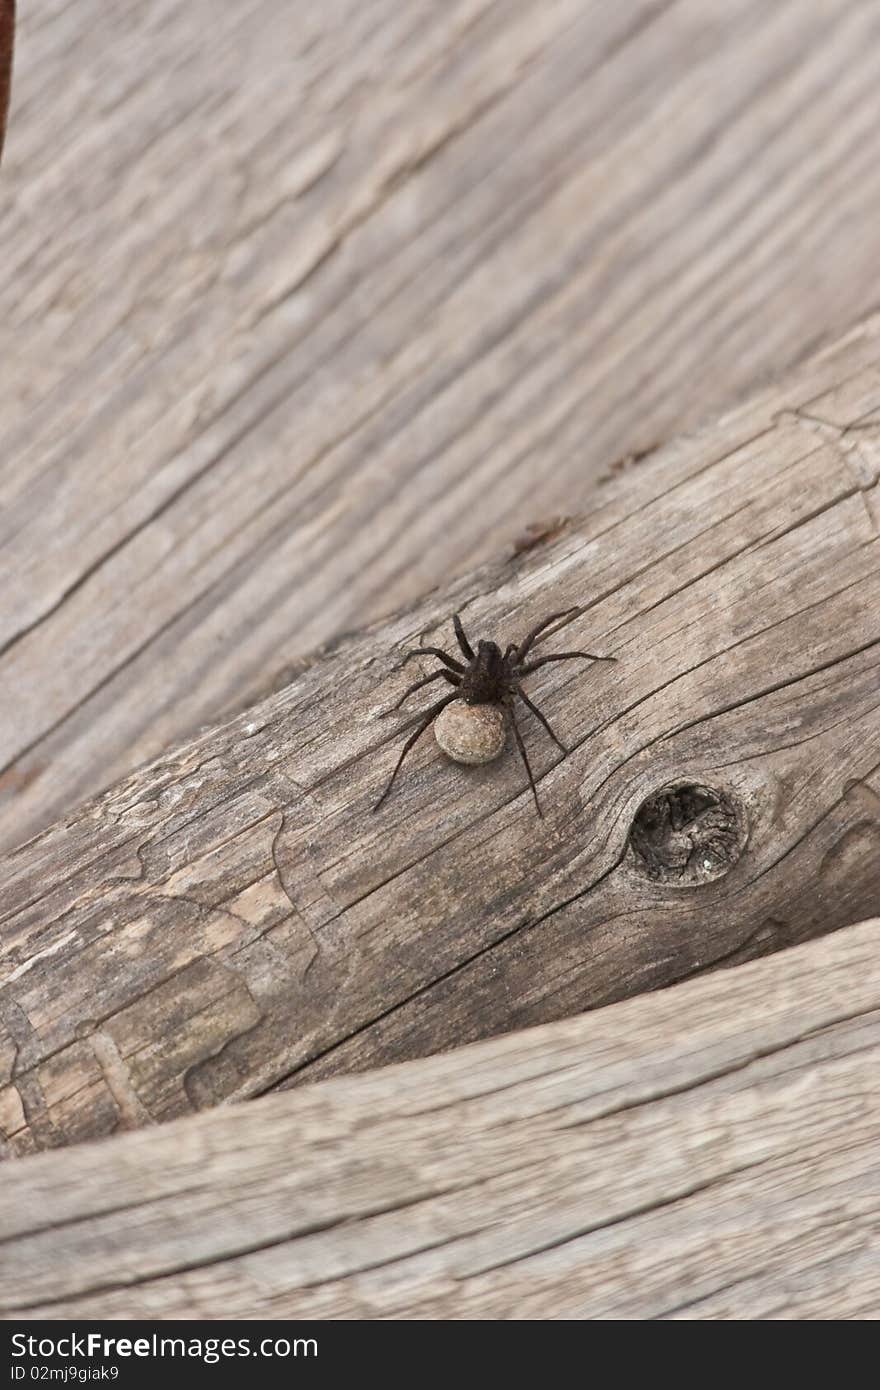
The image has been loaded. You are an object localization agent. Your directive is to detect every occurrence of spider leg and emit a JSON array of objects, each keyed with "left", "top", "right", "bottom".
[
  {"left": 401, "top": 646, "right": 464, "bottom": 673},
  {"left": 382, "top": 668, "right": 459, "bottom": 714},
  {"left": 514, "top": 682, "right": 566, "bottom": 752},
  {"left": 506, "top": 697, "right": 543, "bottom": 818},
  {"left": 516, "top": 608, "right": 582, "bottom": 661},
  {"left": 517, "top": 650, "right": 616, "bottom": 676},
  {"left": 453, "top": 613, "right": 475, "bottom": 661},
  {"left": 373, "top": 693, "right": 458, "bottom": 810}
]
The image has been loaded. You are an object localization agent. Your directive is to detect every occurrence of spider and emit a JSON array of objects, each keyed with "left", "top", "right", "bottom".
[{"left": 374, "top": 607, "right": 615, "bottom": 816}]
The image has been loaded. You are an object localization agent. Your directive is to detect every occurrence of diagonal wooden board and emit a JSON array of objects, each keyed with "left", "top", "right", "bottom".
[
  {"left": 4, "top": 0, "right": 880, "bottom": 850},
  {"left": 1, "top": 315, "right": 879, "bottom": 1157},
  {"left": 1, "top": 918, "right": 878, "bottom": 1320}
]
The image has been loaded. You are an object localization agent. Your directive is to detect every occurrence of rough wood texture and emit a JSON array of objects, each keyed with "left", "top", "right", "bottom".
[
  {"left": 1, "top": 919, "right": 878, "bottom": 1320},
  {"left": 2, "top": 318, "right": 879, "bottom": 1158},
  {"left": 4, "top": 1, "right": 880, "bottom": 851}
]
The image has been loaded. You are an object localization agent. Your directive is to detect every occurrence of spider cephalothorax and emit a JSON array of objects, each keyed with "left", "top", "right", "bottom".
[{"left": 374, "top": 607, "right": 615, "bottom": 816}]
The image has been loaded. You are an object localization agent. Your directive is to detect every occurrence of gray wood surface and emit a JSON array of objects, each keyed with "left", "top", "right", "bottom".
[
  {"left": 3, "top": 0, "right": 880, "bottom": 850},
  {"left": 1, "top": 917, "right": 878, "bottom": 1320},
  {"left": 2, "top": 316, "right": 879, "bottom": 1157}
]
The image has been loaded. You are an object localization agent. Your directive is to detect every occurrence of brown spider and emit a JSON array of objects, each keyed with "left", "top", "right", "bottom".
[{"left": 374, "top": 607, "right": 615, "bottom": 816}]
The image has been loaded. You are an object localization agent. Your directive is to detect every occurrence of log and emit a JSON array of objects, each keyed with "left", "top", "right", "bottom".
[
  {"left": 1, "top": 919, "right": 878, "bottom": 1320},
  {"left": 4, "top": 0, "right": 880, "bottom": 849},
  {"left": 2, "top": 317, "right": 879, "bottom": 1157}
]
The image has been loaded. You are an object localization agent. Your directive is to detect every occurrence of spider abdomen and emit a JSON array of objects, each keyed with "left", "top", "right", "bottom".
[{"left": 459, "top": 639, "right": 507, "bottom": 704}]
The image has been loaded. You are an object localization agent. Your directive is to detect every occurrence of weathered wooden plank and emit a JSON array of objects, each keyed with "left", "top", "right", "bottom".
[
  {"left": 3, "top": 0, "right": 880, "bottom": 848},
  {"left": 1, "top": 919, "right": 877, "bottom": 1320},
  {"left": 1, "top": 317, "right": 879, "bottom": 1156}
]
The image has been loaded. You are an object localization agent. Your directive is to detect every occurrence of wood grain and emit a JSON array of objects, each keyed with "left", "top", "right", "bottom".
[
  {"left": 1, "top": 918, "right": 878, "bottom": 1320},
  {"left": 3, "top": 0, "right": 880, "bottom": 849},
  {"left": 1, "top": 316, "right": 879, "bottom": 1157}
]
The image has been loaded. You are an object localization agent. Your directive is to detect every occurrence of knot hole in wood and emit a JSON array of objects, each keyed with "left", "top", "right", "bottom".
[{"left": 628, "top": 781, "right": 748, "bottom": 886}]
